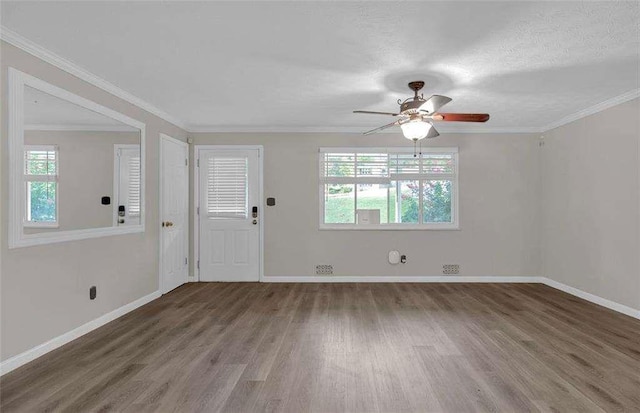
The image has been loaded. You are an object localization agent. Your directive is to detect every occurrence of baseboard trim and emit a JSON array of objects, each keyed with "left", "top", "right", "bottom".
[
  {"left": 0, "top": 290, "right": 161, "bottom": 376},
  {"left": 541, "top": 278, "right": 640, "bottom": 320},
  {"left": 262, "top": 275, "right": 544, "bottom": 283}
]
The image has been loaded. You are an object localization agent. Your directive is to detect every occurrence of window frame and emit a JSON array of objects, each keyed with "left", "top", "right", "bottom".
[
  {"left": 23, "top": 145, "right": 59, "bottom": 228},
  {"left": 319, "top": 147, "right": 459, "bottom": 230}
]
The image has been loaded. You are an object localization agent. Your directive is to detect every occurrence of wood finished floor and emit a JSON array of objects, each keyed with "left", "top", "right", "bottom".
[{"left": 1, "top": 283, "right": 639, "bottom": 413}]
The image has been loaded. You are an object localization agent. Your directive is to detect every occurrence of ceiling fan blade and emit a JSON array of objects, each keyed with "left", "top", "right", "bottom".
[
  {"left": 363, "top": 120, "right": 401, "bottom": 135},
  {"left": 425, "top": 124, "right": 440, "bottom": 139},
  {"left": 434, "top": 113, "right": 490, "bottom": 122},
  {"left": 418, "top": 95, "right": 452, "bottom": 114},
  {"left": 354, "top": 110, "right": 401, "bottom": 116}
]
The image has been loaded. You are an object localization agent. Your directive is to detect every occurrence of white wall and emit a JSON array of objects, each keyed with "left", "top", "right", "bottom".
[
  {"left": 191, "top": 132, "right": 541, "bottom": 278},
  {"left": 541, "top": 98, "right": 640, "bottom": 311},
  {"left": 1, "top": 41, "right": 187, "bottom": 361}
]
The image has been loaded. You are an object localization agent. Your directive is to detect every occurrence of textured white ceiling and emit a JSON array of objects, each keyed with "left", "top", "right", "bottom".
[{"left": 2, "top": 1, "right": 639, "bottom": 132}]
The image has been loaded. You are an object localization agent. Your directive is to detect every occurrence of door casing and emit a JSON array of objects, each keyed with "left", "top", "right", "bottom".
[{"left": 193, "top": 145, "right": 264, "bottom": 282}]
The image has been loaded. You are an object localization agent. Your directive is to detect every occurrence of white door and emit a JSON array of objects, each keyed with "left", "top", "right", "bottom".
[
  {"left": 198, "top": 147, "right": 261, "bottom": 282},
  {"left": 160, "top": 135, "right": 189, "bottom": 294}
]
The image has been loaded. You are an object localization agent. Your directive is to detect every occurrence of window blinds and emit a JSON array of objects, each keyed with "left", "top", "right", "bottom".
[
  {"left": 206, "top": 156, "right": 248, "bottom": 218},
  {"left": 127, "top": 156, "right": 141, "bottom": 216},
  {"left": 321, "top": 148, "right": 456, "bottom": 182}
]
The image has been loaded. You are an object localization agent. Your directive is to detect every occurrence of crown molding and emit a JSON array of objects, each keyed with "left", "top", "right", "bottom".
[
  {"left": 24, "top": 123, "right": 139, "bottom": 132},
  {"left": 541, "top": 88, "right": 640, "bottom": 132},
  {"left": 1, "top": 26, "right": 188, "bottom": 130},
  {"left": 185, "top": 124, "right": 541, "bottom": 134}
]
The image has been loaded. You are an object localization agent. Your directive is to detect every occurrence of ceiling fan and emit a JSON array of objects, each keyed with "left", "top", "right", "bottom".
[{"left": 354, "top": 81, "right": 490, "bottom": 141}]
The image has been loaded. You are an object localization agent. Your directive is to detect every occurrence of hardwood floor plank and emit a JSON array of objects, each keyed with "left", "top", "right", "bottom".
[{"left": 2, "top": 283, "right": 639, "bottom": 412}]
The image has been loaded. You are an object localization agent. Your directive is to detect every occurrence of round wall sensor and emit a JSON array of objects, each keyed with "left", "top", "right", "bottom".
[{"left": 388, "top": 250, "right": 401, "bottom": 265}]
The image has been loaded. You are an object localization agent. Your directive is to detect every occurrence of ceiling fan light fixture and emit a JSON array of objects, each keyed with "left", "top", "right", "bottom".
[{"left": 400, "top": 120, "right": 432, "bottom": 141}]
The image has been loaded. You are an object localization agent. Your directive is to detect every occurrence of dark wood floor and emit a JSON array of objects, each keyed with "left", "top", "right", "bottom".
[{"left": 1, "top": 283, "right": 639, "bottom": 412}]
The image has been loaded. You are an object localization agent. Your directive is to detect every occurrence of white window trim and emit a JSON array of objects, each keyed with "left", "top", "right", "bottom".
[
  {"left": 24, "top": 144, "right": 59, "bottom": 228},
  {"left": 8, "top": 67, "right": 146, "bottom": 248},
  {"left": 318, "top": 147, "right": 459, "bottom": 230}
]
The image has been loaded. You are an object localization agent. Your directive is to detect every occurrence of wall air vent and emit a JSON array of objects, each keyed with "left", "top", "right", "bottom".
[
  {"left": 443, "top": 264, "right": 460, "bottom": 275},
  {"left": 315, "top": 265, "right": 333, "bottom": 275}
]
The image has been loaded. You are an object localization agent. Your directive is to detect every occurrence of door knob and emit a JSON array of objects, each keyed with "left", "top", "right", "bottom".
[{"left": 167, "top": 221, "right": 174, "bottom": 227}]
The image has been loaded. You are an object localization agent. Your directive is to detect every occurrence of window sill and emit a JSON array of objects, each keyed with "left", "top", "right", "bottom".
[{"left": 23, "top": 222, "right": 59, "bottom": 228}]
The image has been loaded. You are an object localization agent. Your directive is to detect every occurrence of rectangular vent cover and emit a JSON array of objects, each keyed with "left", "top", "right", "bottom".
[
  {"left": 315, "top": 264, "right": 333, "bottom": 275},
  {"left": 443, "top": 264, "right": 460, "bottom": 275}
]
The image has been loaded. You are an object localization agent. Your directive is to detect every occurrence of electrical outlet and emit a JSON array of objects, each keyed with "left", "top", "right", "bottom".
[
  {"left": 315, "top": 264, "right": 333, "bottom": 275},
  {"left": 443, "top": 264, "right": 460, "bottom": 275}
]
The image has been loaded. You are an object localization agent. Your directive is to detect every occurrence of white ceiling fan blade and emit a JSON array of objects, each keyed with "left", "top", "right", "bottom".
[
  {"left": 425, "top": 123, "right": 440, "bottom": 139},
  {"left": 354, "top": 110, "right": 400, "bottom": 116},
  {"left": 363, "top": 120, "right": 401, "bottom": 135},
  {"left": 418, "top": 95, "right": 452, "bottom": 114}
]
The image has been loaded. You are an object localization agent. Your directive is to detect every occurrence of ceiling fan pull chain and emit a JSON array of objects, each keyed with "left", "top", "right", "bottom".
[{"left": 413, "top": 139, "right": 417, "bottom": 158}]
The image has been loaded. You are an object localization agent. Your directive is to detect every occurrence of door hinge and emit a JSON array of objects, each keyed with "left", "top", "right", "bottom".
[
  {"left": 197, "top": 260, "right": 200, "bottom": 269},
  {"left": 185, "top": 257, "right": 188, "bottom": 265},
  {"left": 197, "top": 159, "right": 200, "bottom": 167},
  {"left": 185, "top": 158, "right": 188, "bottom": 166},
  {"left": 197, "top": 206, "right": 200, "bottom": 215}
]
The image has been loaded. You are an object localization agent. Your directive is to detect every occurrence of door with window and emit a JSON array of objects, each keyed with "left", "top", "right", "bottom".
[{"left": 197, "top": 147, "right": 261, "bottom": 282}]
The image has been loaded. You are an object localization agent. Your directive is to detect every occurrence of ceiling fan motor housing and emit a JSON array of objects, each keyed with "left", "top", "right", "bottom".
[
  {"left": 400, "top": 99, "right": 426, "bottom": 113},
  {"left": 401, "top": 81, "right": 428, "bottom": 113}
]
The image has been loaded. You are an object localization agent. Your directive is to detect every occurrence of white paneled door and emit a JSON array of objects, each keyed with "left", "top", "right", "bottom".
[
  {"left": 160, "top": 135, "right": 189, "bottom": 294},
  {"left": 198, "top": 147, "right": 261, "bottom": 282}
]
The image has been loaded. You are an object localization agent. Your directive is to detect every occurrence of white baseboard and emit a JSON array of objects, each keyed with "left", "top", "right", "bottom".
[
  {"left": 541, "top": 278, "right": 640, "bottom": 320},
  {"left": 0, "top": 290, "right": 161, "bottom": 376},
  {"left": 262, "top": 275, "right": 543, "bottom": 283}
]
